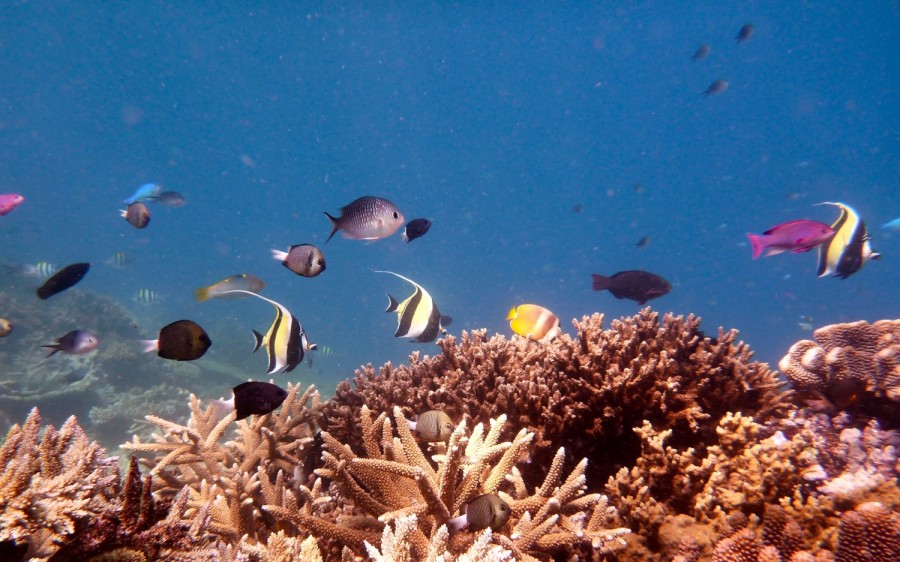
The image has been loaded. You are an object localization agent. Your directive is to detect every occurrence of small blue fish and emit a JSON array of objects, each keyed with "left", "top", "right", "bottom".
[
  {"left": 123, "top": 183, "right": 162, "bottom": 205},
  {"left": 882, "top": 218, "right": 900, "bottom": 232}
]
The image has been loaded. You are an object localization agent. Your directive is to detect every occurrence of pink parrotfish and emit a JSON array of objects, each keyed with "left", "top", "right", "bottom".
[
  {"left": 746, "top": 220, "right": 835, "bottom": 259},
  {"left": 0, "top": 193, "right": 25, "bottom": 216}
]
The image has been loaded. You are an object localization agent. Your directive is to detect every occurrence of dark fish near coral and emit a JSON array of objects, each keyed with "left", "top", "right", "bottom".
[
  {"left": 120, "top": 202, "right": 151, "bottom": 229},
  {"left": 142, "top": 320, "right": 211, "bottom": 361},
  {"left": 636, "top": 236, "right": 650, "bottom": 248},
  {"left": 401, "top": 218, "right": 432, "bottom": 243},
  {"left": 448, "top": 494, "right": 511, "bottom": 532},
  {"left": 36, "top": 262, "right": 90, "bottom": 300},
  {"left": 378, "top": 271, "right": 451, "bottom": 343},
  {"left": 271, "top": 244, "right": 326, "bottom": 278},
  {"left": 220, "top": 290, "right": 316, "bottom": 374},
  {"left": 0, "top": 318, "right": 13, "bottom": 338},
  {"left": 150, "top": 190, "right": 186, "bottom": 207},
  {"left": 507, "top": 304, "right": 560, "bottom": 341},
  {"left": 0, "top": 193, "right": 25, "bottom": 216},
  {"left": 133, "top": 288, "right": 162, "bottom": 304},
  {"left": 123, "top": 183, "right": 162, "bottom": 204},
  {"left": 195, "top": 274, "right": 266, "bottom": 302},
  {"left": 746, "top": 219, "right": 835, "bottom": 259},
  {"left": 702, "top": 79, "right": 729, "bottom": 97},
  {"left": 691, "top": 44, "right": 711, "bottom": 61},
  {"left": 407, "top": 410, "right": 454, "bottom": 442},
  {"left": 42, "top": 330, "right": 98, "bottom": 357},
  {"left": 591, "top": 270, "right": 671, "bottom": 305},
  {"left": 324, "top": 196, "right": 405, "bottom": 242},
  {"left": 736, "top": 23, "right": 755, "bottom": 43},
  {"left": 213, "top": 381, "right": 288, "bottom": 421},
  {"left": 816, "top": 202, "right": 880, "bottom": 279}
]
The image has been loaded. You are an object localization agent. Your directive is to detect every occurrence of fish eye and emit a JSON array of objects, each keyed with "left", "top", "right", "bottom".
[
  {"left": 499, "top": 504, "right": 509, "bottom": 512},
  {"left": 392, "top": 212, "right": 399, "bottom": 219},
  {"left": 444, "top": 422, "right": 452, "bottom": 429},
  {"left": 317, "top": 259, "right": 325, "bottom": 265}
]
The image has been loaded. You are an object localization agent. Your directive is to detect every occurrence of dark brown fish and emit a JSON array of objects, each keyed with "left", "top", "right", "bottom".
[
  {"left": 591, "top": 270, "right": 671, "bottom": 305},
  {"left": 232, "top": 381, "right": 288, "bottom": 420},
  {"left": 736, "top": 23, "right": 755, "bottom": 43},
  {"left": 142, "top": 319, "right": 211, "bottom": 361},
  {"left": 36, "top": 262, "right": 90, "bottom": 299},
  {"left": 121, "top": 202, "right": 151, "bottom": 229},
  {"left": 401, "top": 218, "right": 432, "bottom": 243}
]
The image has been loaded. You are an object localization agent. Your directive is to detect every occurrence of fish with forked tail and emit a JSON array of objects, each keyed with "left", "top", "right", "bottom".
[{"left": 324, "top": 196, "right": 405, "bottom": 242}]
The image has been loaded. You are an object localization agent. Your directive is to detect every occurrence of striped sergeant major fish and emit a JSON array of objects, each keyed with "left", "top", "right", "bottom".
[
  {"left": 219, "top": 289, "right": 316, "bottom": 374},
  {"left": 376, "top": 271, "right": 451, "bottom": 343},
  {"left": 133, "top": 288, "right": 162, "bottom": 304},
  {"left": 816, "top": 202, "right": 881, "bottom": 279}
]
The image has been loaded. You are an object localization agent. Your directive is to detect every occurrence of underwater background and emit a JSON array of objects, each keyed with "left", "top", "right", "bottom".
[{"left": 0, "top": 2, "right": 897, "bottom": 444}]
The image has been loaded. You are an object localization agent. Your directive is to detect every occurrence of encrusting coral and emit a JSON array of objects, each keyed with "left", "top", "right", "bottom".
[
  {"left": 779, "top": 319, "right": 900, "bottom": 425},
  {"left": 321, "top": 309, "right": 792, "bottom": 486}
]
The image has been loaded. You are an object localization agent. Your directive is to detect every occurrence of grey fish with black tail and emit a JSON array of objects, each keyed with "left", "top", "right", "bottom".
[
  {"left": 324, "top": 196, "right": 405, "bottom": 242},
  {"left": 816, "top": 202, "right": 880, "bottom": 279}
]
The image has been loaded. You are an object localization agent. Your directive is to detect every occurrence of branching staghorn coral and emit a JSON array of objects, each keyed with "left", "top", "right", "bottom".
[
  {"left": 263, "top": 405, "right": 630, "bottom": 560},
  {"left": 322, "top": 309, "right": 792, "bottom": 486}
]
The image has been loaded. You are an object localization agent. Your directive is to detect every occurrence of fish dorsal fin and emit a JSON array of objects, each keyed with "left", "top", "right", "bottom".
[
  {"left": 374, "top": 270, "right": 424, "bottom": 291},
  {"left": 219, "top": 289, "right": 289, "bottom": 314}
]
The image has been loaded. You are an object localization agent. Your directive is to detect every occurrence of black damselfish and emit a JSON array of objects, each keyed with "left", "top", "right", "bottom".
[
  {"left": 233, "top": 381, "right": 288, "bottom": 420},
  {"left": 591, "top": 270, "right": 671, "bottom": 305}
]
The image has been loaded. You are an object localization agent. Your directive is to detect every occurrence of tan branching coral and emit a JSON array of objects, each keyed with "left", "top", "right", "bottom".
[
  {"left": 263, "top": 405, "right": 630, "bottom": 560},
  {"left": 322, "top": 309, "right": 791, "bottom": 486},
  {"left": 779, "top": 319, "right": 900, "bottom": 423}
]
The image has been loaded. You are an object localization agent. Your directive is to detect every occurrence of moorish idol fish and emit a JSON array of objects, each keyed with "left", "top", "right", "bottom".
[
  {"left": 219, "top": 289, "right": 316, "bottom": 373},
  {"left": 816, "top": 202, "right": 880, "bottom": 279},
  {"left": 376, "top": 271, "right": 451, "bottom": 343}
]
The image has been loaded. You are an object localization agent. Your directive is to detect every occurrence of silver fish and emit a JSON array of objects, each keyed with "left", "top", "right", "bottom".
[
  {"left": 42, "top": 330, "right": 99, "bottom": 357},
  {"left": 324, "top": 196, "right": 405, "bottom": 242}
]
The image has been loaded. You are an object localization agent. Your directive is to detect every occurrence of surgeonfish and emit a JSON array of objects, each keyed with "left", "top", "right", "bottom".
[
  {"left": 447, "top": 494, "right": 511, "bottom": 532},
  {"left": 702, "top": 79, "right": 728, "bottom": 97},
  {"left": 377, "top": 271, "right": 451, "bottom": 343},
  {"left": 124, "top": 183, "right": 162, "bottom": 204},
  {"left": 401, "top": 218, "right": 432, "bottom": 243},
  {"left": 271, "top": 244, "right": 326, "bottom": 278},
  {"left": 212, "top": 381, "right": 288, "bottom": 421},
  {"left": 324, "top": 196, "right": 405, "bottom": 242},
  {"left": 133, "top": 288, "right": 162, "bottom": 304},
  {"left": 691, "top": 44, "right": 711, "bottom": 62},
  {"left": 407, "top": 410, "right": 454, "bottom": 442},
  {"left": 507, "top": 304, "right": 560, "bottom": 341},
  {"left": 219, "top": 289, "right": 316, "bottom": 374},
  {"left": 120, "top": 202, "right": 151, "bottom": 229},
  {"left": 42, "top": 330, "right": 98, "bottom": 357},
  {"left": 0, "top": 193, "right": 25, "bottom": 216},
  {"left": 0, "top": 318, "right": 11, "bottom": 338},
  {"left": 816, "top": 202, "right": 881, "bottom": 279},
  {"left": 36, "top": 263, "right": 90, "bottom": 300},
  {"left": 195, "top": 274, "right": 266, "bottom": 302},
  {"left": 142, "top": 319, "right": 211, "bottom": 361},
  {"left": 736, "top": 23, "right": 755, "bottom": 43},
  {"left": 591, "top": 270, "right": 671, "bottom": 305},
  {"left": 746, "top": 219, "right": 835, "bottom": 259}
]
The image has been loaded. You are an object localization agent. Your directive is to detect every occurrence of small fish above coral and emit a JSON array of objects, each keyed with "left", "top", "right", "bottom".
[
  {"left": 42, "top": 329, "right": 98, "bottom": 357},
  {"left": 401, "top": 218, "right": 432, "bottom": 243},
  {"left": 324, "top": 196, "right": 405, "bottom": 242},
  {"left": 406, "top": 409, "right": 454, "bottom": 442},
  {"left": 36, "top": 262, "right": 90, "bottom": 300},
  {"left": 142, "top": 319, "right": 211, "bottom": 361},
  {"left": 120, "top": 202, "right": 150, "bottom": 229},
  {"left": 195, "top": 274, "right": 265, "bottom": 302},
  {"left": 271, "top": 244, "right": 326, "bottom": 278},
  {"left": 746, "top": 219, "right": 835, "bottom": 259},
  {"left": 591, "top": 270, "right": 671, "bottom": 305},
  {"left": 212, "top": 381, "right": 288, "bottom": 421},
  {"left": 0, "top": 193, "right": 25, "bottom": 216},
  {"left": 507, "top": 304, "right": 560, "bottom": 341}
]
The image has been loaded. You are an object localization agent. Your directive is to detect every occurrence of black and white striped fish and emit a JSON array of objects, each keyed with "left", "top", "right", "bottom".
[
  {"left": 377, "top": 271, "right": 451, "bottom": 343},
  {"left": 816, "top": 202, "right": 880, "bottom": 279},
  {"left": 133, "top": 288, "right": 161, "bottom": 304},
  {"left": 220, "top": 290, "right": 316, "bottom": 374}
]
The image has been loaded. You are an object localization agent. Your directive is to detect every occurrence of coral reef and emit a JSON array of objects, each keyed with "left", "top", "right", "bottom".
[
  {"left": 321, "top": 309, "right": 792, "bottom": 486},
  {"left": 779, "top": 319, "right": 900, "bottom": 425}
]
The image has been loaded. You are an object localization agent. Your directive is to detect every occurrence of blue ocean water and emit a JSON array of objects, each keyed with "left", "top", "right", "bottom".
[{"left": 0, "top": 3, "right": 897, "bottom": 429}]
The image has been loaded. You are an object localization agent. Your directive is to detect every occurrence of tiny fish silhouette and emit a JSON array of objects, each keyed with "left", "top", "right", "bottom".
[
  {"left": 702, "top": 80, "right": 729, "bottom": 97},
  {"left": 691, "top": 44, "right": 711, "bottom": 61},
  {"left": 736, "top": 23, "right": 755, "bottom": 43}
]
